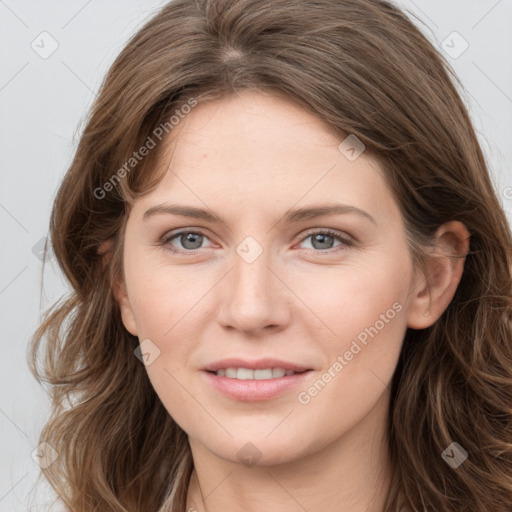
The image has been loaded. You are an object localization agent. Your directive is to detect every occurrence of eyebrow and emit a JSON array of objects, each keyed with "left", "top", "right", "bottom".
[{"left": 143, "top": 202, "right": 377, "bottom": 226}]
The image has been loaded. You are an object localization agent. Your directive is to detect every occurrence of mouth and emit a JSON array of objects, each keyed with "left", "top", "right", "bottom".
[
  {"left": 201, "top": 366, "right": 314, "bottom": 401},
  {"left": 206, "top": 367, "right": 309, "bottom": 380}
]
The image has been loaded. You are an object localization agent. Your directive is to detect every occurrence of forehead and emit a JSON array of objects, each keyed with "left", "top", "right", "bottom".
[{"left": 133, "top": 90, "right": 399, "bottom": 226}]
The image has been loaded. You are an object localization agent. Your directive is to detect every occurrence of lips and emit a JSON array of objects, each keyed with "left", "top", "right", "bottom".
[
  {"left": 202, "top": 367, "right": 313, "bottom": 401},
  {"left": 200, "top": 357, "right": 315, "bottom": 401}
]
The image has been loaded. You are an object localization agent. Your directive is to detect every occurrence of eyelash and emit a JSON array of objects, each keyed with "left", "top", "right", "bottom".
[{"left": 159, "top": 228, "right": 354, "bottom": 255}]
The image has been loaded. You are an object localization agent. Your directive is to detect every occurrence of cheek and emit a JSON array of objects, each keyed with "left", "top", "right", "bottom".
[
  {"left": 125, "top": 256, "right": 205, "bottom": 340},
  {"left": 292, "top": 257, "right": 410, "bottom": 431},
  {"left": 125, "top": 263, "right": 206, "bottom": 423},
  {"left": 300, "top": 255, "right": 411, "bottom": 402},
  {"left": 303, "top": 254, "right": 411, "bottom": 338}
]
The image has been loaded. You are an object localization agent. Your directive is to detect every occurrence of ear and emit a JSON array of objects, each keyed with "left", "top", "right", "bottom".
[
  {"left": 113, "top": 277, "right": 138, "bottom": 337},
  {"left": 98, "top": 240, "right": 138, "bottom": 337},
  {"left": 407, "top": 221, "right": 470, "bottom": 329}
]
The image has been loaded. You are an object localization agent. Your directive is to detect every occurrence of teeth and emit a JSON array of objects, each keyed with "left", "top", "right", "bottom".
[
  {"left": 254, "top": 369, "right": 273, "bottom": 379},
  {"left": 215, "top": 367, "right": 299, "bottom": 379},
  {"left": 237, "top": 368, "right": 254, "bottom": 380}
]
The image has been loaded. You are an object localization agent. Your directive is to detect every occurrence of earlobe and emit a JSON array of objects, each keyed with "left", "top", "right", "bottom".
[{"left": 407, "top": 221, "right": 470, "bottom": 330}]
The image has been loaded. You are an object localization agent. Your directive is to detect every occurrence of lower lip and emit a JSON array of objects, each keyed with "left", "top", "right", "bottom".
[{"left": 201, "top": 370, "right": 313, "bottom": 401}]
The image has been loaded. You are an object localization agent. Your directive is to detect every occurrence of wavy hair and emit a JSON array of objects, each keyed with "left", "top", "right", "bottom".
[{"left": 29, "top": 0, "right": 512, "bottom": 510}]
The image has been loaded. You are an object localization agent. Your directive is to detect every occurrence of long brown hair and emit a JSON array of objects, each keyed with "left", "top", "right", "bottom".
[{"left": 29, "top": 0, "right": 512, "bottom": 510}]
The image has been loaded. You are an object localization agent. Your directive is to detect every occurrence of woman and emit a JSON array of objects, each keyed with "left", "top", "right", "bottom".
[{"left": 29, "top": 0, "right": 512, "bottom": 511}]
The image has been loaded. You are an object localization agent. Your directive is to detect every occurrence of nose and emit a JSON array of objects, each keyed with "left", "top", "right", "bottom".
[{"left": 216, "top": 245, "right": 291, "bottom": 336}]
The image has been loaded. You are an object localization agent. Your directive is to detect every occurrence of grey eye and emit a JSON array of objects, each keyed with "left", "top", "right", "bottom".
[
  {"left": 176, "top": 232, "right": 204, "bottom": 250},
  {"left": 298, "top": 231, "right": 347, "bottom": 251},
  {"left": 308, "top": 233, "right": 337, "bottom": 250}
]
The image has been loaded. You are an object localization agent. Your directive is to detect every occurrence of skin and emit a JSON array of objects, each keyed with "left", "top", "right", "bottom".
[{"left": 113, "top": 89, "right": 470, "bottom": 512}]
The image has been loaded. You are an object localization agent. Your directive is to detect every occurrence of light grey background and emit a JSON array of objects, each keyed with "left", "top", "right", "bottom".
[{"left": 1, "top": 1, "right": 511, "bottom": 510}]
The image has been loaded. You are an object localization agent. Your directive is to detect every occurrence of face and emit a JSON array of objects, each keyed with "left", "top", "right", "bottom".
[{"left": 116, "top": 90, "right": 422, "bottom": 466}]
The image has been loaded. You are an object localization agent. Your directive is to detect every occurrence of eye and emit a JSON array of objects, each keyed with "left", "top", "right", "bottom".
[
  {"left": 296, "top": 229, "right": 354, "bottom": 253},
  {"left": 159, "top": 228, "right": 354, "bottom": 255},
  {"left": 161, "top": 230, "right": 213, "bottom": 254}
]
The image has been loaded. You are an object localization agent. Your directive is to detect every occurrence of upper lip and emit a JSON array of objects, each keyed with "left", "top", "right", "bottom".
[{"left": 202, "top": 358, "right": 312, "bottom": 372}]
